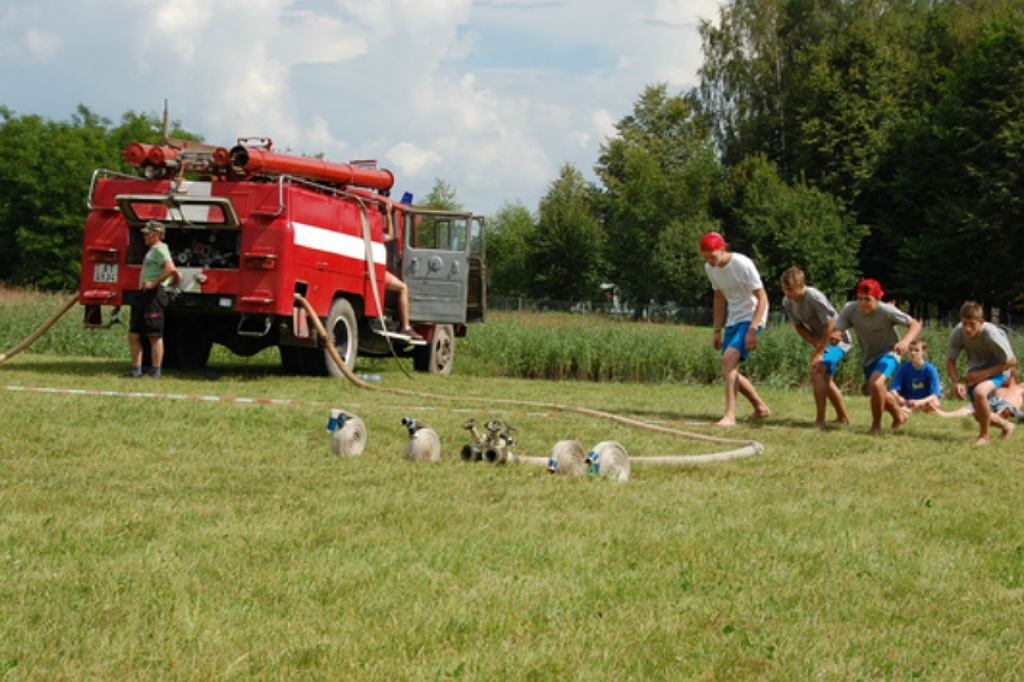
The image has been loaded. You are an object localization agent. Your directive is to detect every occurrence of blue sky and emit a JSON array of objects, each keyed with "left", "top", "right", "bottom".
[{"left": 0, "top": 0, "right": 717, "bottom": 217}]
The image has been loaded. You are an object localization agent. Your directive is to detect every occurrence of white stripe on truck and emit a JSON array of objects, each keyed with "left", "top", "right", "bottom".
[{"left": 292, "top": 221, "right": 385, "bottom": 265}]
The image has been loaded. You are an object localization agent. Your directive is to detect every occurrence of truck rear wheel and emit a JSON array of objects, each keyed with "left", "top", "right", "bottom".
[
  {"left": 279, "top": 346, "right": 306, "bottom": 375},
  {"left": 162, "top": 312, "right": 213, "bottom": 370},
  {"left": 175, "top": 321, "right": 213, "bottom": 370},
  {"left": 414, "top": 324, "right": 454, "bottom": 374},
  {"left": 305, "top": 297, "right": 359, "bottom": 377}
]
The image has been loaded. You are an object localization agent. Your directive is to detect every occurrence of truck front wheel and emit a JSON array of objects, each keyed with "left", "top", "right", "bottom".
[{"left": 414, "top": 324, "right": 455, "bottom": 374}]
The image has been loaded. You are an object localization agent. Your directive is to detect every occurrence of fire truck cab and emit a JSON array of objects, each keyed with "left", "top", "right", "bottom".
[{"left": 79, "top": 139, "right": 486, "bottom": 376}]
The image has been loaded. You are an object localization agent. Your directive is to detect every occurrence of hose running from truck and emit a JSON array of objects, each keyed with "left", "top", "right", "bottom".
[
  {"left": 295, "top": 293, "right": 765, "bottom": 463},
  {"left": 0, "top": 293, "right": 80, "bottom": 364}
]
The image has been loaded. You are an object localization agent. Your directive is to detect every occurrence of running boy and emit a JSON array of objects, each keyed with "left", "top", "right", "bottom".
[
  {"left": 780, "top": 267, "right": 851, "bottom": 427},
  {"left": 835, "top": 278, "right": 922, "bottom": 434},
  {"left": 890, "top": 339, "right": 942, "bottom": 413},
  {"left": 700, "top": 232, "right": 771, "bottom": 426},
  {"left": 946, "top": 301, "right": 1017, "bottom": 445}
]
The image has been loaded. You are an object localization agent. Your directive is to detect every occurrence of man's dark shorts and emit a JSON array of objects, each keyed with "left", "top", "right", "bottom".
[{"left": 130, "top": 288, "right": 168, "bottom": 336}]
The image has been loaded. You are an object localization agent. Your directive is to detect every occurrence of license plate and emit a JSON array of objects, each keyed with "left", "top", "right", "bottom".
[{"left": 93, "top": 263, "right": 118, "bottom": 283}]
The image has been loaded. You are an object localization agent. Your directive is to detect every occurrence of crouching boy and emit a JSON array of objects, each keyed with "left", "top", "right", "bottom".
[{"left": 946, "top": 301, "right": 1017, "bottom": 445}]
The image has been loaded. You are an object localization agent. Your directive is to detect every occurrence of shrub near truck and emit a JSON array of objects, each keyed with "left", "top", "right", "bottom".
[{"left": 79, "top": 139, "right": 486, "bottom": 376}]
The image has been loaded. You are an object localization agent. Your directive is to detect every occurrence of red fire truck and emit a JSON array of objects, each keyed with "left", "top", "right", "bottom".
[{"left": 79, "top": 138, "right": 486, "bottom": 375}]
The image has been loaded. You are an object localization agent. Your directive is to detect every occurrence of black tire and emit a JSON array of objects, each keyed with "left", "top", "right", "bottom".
[
  {"left": 161, "top": 312, "right": 212, "bottom": 370},
  {"left": 413, "top": 324, "right": 455, "bottom": 374},
  {"left": 279, "top": 345, "right": 306, "bottom": 375},
  {"left": 323, "top": 298, "right": 359, "bottom": 378},
  {"left": 175, "top": 319, "right": 213, "bottom": 370}
]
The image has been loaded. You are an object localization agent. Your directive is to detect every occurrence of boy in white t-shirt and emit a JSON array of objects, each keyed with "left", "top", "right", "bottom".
[{"left": 700, "top": 232, "right": 771, "bottom": 427}]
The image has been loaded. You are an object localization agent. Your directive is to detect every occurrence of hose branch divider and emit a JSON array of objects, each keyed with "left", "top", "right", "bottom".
[
  {"left": 295, "top": 293, "right": 765, "bottom": 465},
  {"left": 0, "top": 293, "right": 80, "bottom": 364}
]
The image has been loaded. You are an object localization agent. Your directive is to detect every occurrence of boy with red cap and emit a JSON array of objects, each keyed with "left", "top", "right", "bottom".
[
  {"left": 835, "top": 278, "right": 922, "bottom": 434},
  {"left": 699, "top": 232, "right": 771, "bottom": 426}
]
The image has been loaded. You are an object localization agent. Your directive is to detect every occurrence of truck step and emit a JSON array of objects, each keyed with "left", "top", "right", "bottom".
[{"left": 376, "top": 329, "right": 428, "bottom": 346}]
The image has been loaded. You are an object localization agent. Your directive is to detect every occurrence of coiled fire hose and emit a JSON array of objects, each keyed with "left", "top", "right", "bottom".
[{"left": 295, "top": 294, "right": 765, "bottom": 463}]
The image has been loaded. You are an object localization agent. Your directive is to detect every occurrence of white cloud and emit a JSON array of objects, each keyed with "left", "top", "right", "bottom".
[
  {"left": 0, "top": 0, "right": 715, "bottom": 216},
  {"left": 387, "top": 142, "right": 444, "bottom": 176},
  {"left": 24, "top": 28, "right": 60, "bottom": 60}
]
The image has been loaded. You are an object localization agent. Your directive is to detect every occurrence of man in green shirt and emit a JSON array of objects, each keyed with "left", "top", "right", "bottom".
[{"left": 127, "top": 221, "right": 178, "bottom": 378}]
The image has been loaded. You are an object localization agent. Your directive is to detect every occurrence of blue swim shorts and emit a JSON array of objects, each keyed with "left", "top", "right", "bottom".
[
  {"left": 722, "top": 321, "right": 762, "bottom": 362},
  {"left": 821, "top": 344, "right": 847, "bottom": 376},
  {"left": 863, "top": 352, "right": 900, "bottom": 382},
  {"left": 967, "top": 371, "right": 1008, "bottom": 401}
]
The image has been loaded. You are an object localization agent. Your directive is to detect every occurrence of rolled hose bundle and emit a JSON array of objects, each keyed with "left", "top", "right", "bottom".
[
  {"left": 403, "top": 417, "right": 441, "bottom": 462},
  {"left": 586, "top": 441, "right": 631, "bottom": 482},
  {"left": 327, "top": 409, "right": 367, "bottom": 456}
]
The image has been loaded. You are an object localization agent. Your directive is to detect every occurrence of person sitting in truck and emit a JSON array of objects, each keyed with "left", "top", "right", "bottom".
[
  {"left": 383, "top": 210, "right": 423, "bottom": 341},
  {"left": 385, "top": 271, "right": 422, "bottom": 341}
]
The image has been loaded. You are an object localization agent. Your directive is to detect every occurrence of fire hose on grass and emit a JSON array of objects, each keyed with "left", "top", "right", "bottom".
[
  {"left": 295, "top": 294, "right": 766, "bottom": 468},
  {"left": 0, "top": 292, "right": 765, "bottom": 470},
  {"left": 0, "top": 293, "right": 80, "bottom": 364}
]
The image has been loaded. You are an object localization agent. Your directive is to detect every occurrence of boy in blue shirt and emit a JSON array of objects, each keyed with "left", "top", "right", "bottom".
[{"left": 890, "top": 339, "right": 942, "bottom": 413}]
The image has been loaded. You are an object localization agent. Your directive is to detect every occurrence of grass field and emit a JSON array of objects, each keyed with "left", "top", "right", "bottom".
[{"left": 2, "top": 290, "right": 1023, "bottom": 680}]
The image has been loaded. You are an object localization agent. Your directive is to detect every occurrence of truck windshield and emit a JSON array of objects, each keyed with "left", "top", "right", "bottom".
[{"left": 406, "top": 214, "right": 470, "bottom": 252}]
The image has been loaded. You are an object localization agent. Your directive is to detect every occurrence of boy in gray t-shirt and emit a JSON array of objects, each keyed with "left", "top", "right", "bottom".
[
  {"left": 835, "top": 278, "right": 922, "bottom": 435},
  {"left": 780, "top": 267, "right": 851, "bottom": 428},
  {"left": 946, "top": 301, "right": 1017, "bottom": 445}
]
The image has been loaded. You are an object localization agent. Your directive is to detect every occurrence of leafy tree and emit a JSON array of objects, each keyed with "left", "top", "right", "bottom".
[
  {"left": 596, "top": 84, "right": 723, "bottom": 309},
  {"left": 715, "top": 154, "right": 865, "bottom": 303},
  {"left": 484, "top": 201, "right": 536, "bottom": 298},
  {"left": 0, "top": 105, "right": 201, "bottom": 290},
  {"left": 0, "top": 105, "right": 111, "bottom": 288},
  {"left": 893, "top": 14, "right": 1024, "bottom": 315},
  {"left": 422, "top": 179, "right": 462, "bottom": 211},
  {"left": 529, "top": 164, "right": 605, "bottom": 302},
  {"left": 653, "top": 215, "right": 722, "bottom": 307}
]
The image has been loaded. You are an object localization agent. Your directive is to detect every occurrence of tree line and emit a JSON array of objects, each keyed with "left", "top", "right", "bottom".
[
  {"left": 0, "top": 105, "right": 199, "bottom": 290},
  {"left": 487, "top": 0, "right": 1024, "bottom": 321},
  {"left": 2, "top": 0, "right": 1022, "bottom": 322}
]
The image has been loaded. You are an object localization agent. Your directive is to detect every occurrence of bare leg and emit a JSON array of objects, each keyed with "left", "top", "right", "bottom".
[
  {"left": 386, "top": 277, "right": 412, "bottom": 329},
  {"left": 129, "top": 332, "right": 144, "bottom": 370},
  {"left": 867, "top": 371, "right": 899, "bottom": 434},
  {"left": 811, "top": 366, "right": 829, "bottom": 427},
  {"left": 972, "top": 380, "right": 998, "bottom": 445},
  {"left": 149, "top": 336, "right": 164, "bottom": 372},
  {"left": 827, "top": 379, "right": 850, "bottom": 424},
  {"left": 716, "top": 348, "right": 742, "bottom": 426},
  {"left": 887, "top": 391, "right": 907, "bottom": 429},
  {"left": 737, "top": 373, "right": 771, "bottom": 418}
]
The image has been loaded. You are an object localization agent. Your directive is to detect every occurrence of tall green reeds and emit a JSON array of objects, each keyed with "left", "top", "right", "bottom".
[{"left": 0, "top": 289, "right": 1005, "bottom": 389}]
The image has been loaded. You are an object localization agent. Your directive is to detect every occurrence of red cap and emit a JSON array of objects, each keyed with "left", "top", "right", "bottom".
[
  {"left": 857, "top": 278, "right": 884, "bottom": 299},
  {"left": 699, "top": 232, "right": 727, "bottom": 252}
]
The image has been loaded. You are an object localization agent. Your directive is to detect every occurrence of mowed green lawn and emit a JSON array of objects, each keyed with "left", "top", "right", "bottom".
[
  {"left": 2, "top": 345, "right": 1023, "bottom": 681},
  {"left": 2, "top": 289, "right": 1023, "bottom": 680}
]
